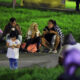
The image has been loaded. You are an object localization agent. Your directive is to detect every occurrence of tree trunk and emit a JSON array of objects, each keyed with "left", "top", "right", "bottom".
[{"left": 76, "top": 0, "right": 79, "bottom": 11}]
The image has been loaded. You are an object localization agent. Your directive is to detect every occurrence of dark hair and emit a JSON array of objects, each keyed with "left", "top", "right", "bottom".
[
  {"left": 49, "top": 19, "right": 56, "bottom": 26},
  {"left": 10, "top": 30, "right": 18, "bottom": 39},
  {"left": 10, "top": 17, "right": 16, "bottom": 23},
  {"left": 63, "top": 33, "right": 76, "bottom": 45}
]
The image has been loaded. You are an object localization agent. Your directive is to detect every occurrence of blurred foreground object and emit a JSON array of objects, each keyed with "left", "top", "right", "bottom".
[
  {"left": 60, "top": 34, "right": 80, "bottom": 75},
  {"left": 58, "top": 33, "right": 80, "bottom": 80}
]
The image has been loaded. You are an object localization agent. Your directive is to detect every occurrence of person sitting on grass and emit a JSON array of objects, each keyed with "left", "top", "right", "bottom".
[
  {"left": 6, "top": 29, "right": 21, "bottom": 70},
  {"left": 43, "top": 19, "right": 63, "bottom": 53},
  {"left": 24, "top": 22, "right": 41, "bottom": 52},
  {"left": 1, "top": 17, "right": 22, "bottom": 43}
]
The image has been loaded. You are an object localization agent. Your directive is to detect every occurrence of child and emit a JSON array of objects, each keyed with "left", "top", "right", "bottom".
[{"left": 6, "top": 29, "right": 21, "bottom": 69}]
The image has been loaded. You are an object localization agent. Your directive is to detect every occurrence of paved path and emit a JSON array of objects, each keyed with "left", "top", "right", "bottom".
[{"left": 0, "top": 53, "right": 59, "bottom": 68}]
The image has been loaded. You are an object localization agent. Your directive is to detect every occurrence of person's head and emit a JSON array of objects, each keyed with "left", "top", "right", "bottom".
[
  {"left": 48, "top": 19, "right": 56, "bottom": 29},
  {"left": 33, "top": 23, "right": 38, "bottom": 31},
  {"left": 9, "top": 28, "right": 18, "bottom": 41},
  {"left": 63, "top": 33, "right": 76, "bottom": 46},
  {"left": 10, "top": 17, "right": 16, "bottom": 27},
  {"left": 29, "top": 22, "right": 39, "bottom": 31}
]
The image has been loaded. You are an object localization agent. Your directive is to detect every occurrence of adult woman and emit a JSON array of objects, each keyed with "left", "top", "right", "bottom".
[{"left": 25, "top": 22, "right": 41, "bottom": 52}]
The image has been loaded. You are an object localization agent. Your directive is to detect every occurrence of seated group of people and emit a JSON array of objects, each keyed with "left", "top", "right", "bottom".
[{"left": 0, "top": 17, "right": 64, "bottom": 54}]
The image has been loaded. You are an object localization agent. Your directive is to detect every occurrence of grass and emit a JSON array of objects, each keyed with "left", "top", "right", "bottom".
[
  {"left": 0, "top": 6, "right": 80, "bottom": 41},
  {"left": 0, "top": 66, "right": 64, "bottom": 80},
  {"left": 0, "top": 1, "right": 80, "bottom": 79},
  {"left": 0, "top": 66, "right": 80, "bottom": 80}
]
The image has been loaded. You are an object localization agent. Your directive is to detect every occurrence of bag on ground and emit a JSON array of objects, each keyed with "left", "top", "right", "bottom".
[{"left": 27, "top": 43, "right": 37, "bottom": 53}]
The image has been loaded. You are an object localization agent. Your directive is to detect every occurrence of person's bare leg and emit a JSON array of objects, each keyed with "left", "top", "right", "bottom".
[
  {"left": 54, "top": 35, "right": 60, "bottom": 50},
  {"left": 41, "top": 37, "right": 50, "bottom": 49}
]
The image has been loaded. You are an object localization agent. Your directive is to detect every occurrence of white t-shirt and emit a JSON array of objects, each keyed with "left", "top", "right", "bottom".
[
  {"left": 27, "top": 30, "right": 32, "bottom": 39},
  {"left": 6, "top": 39, "right": 21, "bottom": 59},
  {"left": 27, "top": 30, "right": 40, "bottom": 39}
]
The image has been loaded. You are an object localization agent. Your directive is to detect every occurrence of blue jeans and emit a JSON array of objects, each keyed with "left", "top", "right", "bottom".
[{"left": 9, "top": 58, "right": 18, "bottom": 70}]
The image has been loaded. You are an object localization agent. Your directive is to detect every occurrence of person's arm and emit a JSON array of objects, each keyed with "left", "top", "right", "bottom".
[
  {"left": 6, "top": 42, "right": 15, "bottom": 49},
  {"left": 15, "top": 44, "right": 20, "bottom": 48},
  {"left": 16, "top": 25, "right": 22, "bottom": 35},
  {"left": 6, "top": 42, "right": 9, "bottom": 47},
  {"left": 39, "top": 33, "right": 40, "bottom": 36},
  {"left": 14, "top": 40, "right": 21, "bottom": 48},
  {"left": 43, "top": 30, "right": 49, "bottom": 35},
  {"left": 50, "top": 30, "right": 58, "bottom": 35},
  {"left": 1, "top": 25, "right": 7, "bottom": 38}
]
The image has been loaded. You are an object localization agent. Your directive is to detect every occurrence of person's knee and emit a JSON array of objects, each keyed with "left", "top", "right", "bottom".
[{"left": 56, "top": 35, "right": 60, "bottom": 43}]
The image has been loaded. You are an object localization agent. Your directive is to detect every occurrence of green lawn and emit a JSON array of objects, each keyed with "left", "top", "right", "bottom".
[
  {"left": 0, "top": 6, "right": 80, "bottom": 41},
  {"left": 0, "top": 66, "right": 64, "bottom": 80},
  {"left": 0, "top": 1, "right": 80, "bottom": 79},
  {"left": 0, "top": 66, "right": 80, "bottom": 80}
]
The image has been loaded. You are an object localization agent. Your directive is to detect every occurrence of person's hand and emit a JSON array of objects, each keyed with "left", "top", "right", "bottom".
[
  {"left": 43, "top": 30, "right": 49, "bottom": 36},
  {"left": 50, "top": 30, "right": 57, "bottom": 35},
  {"left": 45, "top": 30, "right": 49, "bottom": 34},
  {"left": 11, "top": 45, "right": 15, "bottom": 49},
  {"left": 50, "top": 30, "right": 54, "bottom": 33}
]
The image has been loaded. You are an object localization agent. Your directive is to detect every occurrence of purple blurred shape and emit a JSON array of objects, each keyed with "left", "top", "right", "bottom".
[{"left": 64, "top": 48, "right": 80, "bottom": 76}]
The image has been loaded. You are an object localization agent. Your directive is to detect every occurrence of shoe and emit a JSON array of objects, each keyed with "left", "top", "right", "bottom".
[
  {"left": 49, "top": 49, "right": 53, "bottom": 53},
  {"left": 52, "top": 50, "right": 57, "bottom": 54}
]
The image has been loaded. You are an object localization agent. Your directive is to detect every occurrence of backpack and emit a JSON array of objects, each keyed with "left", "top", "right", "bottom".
[
  {"left": 27, "top": 43, "right": 37, "bottom": 53},
  {"left": 21, "top": 42, "right": 41, "bottom": 53}
]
